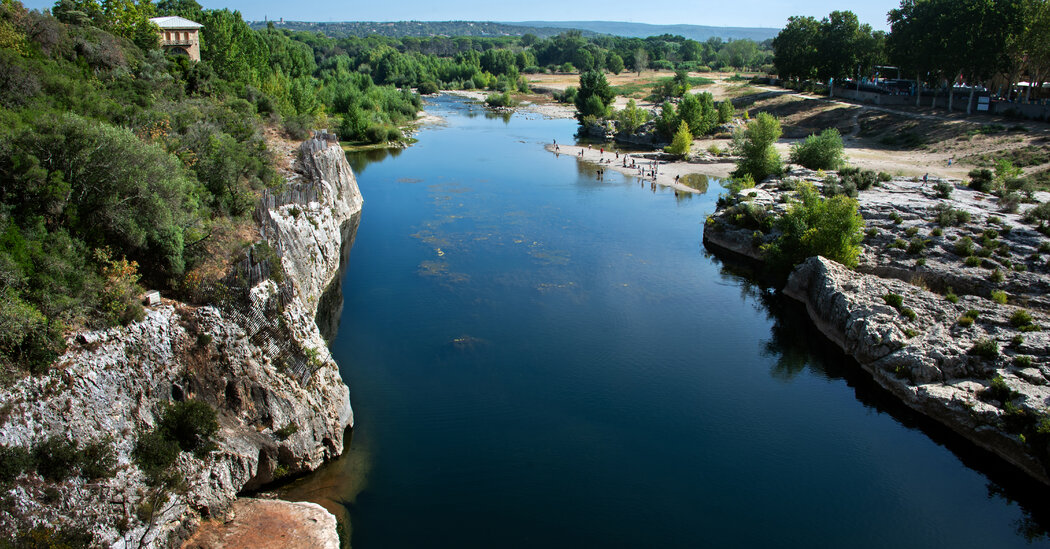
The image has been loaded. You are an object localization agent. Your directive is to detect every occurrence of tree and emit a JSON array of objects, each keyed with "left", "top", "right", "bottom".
[
  {"left": 655, "top": 101, "right": 679, "bottom": 140},
  {"left": 677, "top": 91, "right": 718, "bottom": 137},
  {"left": 732, "top": 112, "right": 782, "bottom": 183},
  {"left": 574, "top": 70, "right": 614, "bottom": 121},
  {"left": 614, "top": 99, "right": 649, "bottom": 134},
  {"left": 664, "top": 121, "right": 692, "bottom": 156},
  {"left": 763, "top": 182, "right": 865, "bottom": 272},
  {"left": 816, "top": 11, "right": 864, "bottom": 98},
  {"left": 606, "top": 52, "right": 624, "bottom": 74},
  {"left": 633, "top": 47, "right": 648, "bottom": 75},
  {"left": 773, "top": 16, "right": 820, "bottom": 80},
  {"left": 717, "top": 100, "right": 734, "bottom": 124}
]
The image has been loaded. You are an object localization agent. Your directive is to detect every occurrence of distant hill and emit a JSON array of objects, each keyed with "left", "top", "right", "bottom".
[
  {"left": 510, "top": 21, "right": 781, "bottom": 42},
  {"left": 247, "top": 20, "right": 597, "bottom": 39}
]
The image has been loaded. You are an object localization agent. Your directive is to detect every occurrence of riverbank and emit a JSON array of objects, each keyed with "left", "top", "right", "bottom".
[{"left": 704, "top": 170, "right": 1050, "bottom": 486}]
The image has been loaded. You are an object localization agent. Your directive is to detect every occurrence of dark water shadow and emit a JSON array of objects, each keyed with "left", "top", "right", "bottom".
[
  {"left": 316, "top": 213, "right": 362, "bottom": 343},
  {"left": 707, "top": 249, "right": 1050, "bottom": 543},
  {"left": 346, "top": 147, "right": 404, "bottom": 176}
]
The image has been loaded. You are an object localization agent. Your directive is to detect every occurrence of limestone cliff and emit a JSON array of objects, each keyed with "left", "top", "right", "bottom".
[
  {"left": 0, "top": 132, "right": 362, "bottom": 547},
  {"left": 704, "top": 171, "right": 1050, "bottom": 486}
]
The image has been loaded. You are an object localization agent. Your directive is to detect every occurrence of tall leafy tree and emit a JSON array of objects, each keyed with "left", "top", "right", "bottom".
[
  {"left": 773, "top": 16, "right": 820, "bottom": 80},
  {"left": 574, "top": 70, "right": 614, "bottom": 120}
]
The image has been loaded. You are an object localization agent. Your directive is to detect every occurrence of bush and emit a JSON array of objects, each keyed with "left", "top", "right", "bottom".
[
  {"left": 969, "top": 338, "right": 1000, "bottom": 359},
  {"left": 159, "top": 400, "right": 219, "bottom": 456},
  {"left": 954, "top": 236, "right": 975, "bottom": 256},
  {"left": 761, "top": 182, "right": 865, "bottom": 272},
  {"left": 790, "top": 128, "right": 844, "bottom": 170},
  {"left": 883, "top": 293, "right": 904, "bottom": 309},
  {"left": 417, "top": 81, "right": 439, "bottom": 95},
  {"left": 964, "top": 256, "right": 982, "bottom": 267},
  {"left": 0, "top": 445, "right": 32, "bottom": 484},
  {"left": 933, "top": 203, "right": 971, "bottom": 227},
  {"left": 991, "top": 290, "right": 1008, "bottom": 304},
  {"left": 79, "top": 438, "right": 117, "bottom": 480},
  {"left": 485, "top": 91, "right": 517, "bottom": 108},
  {"left": 664, "top": 121, "right": 692, "bottom": 157},
  {"left": 969, "top": 168, "right": 995, "bottom": 193},
  {"left": 957, "top": 315, "right": 974, "bottom": 327},
  {"left": 1011, "top": 309, "right": 1034, "bottom": 328},
  {"left": 985, "top": 375, "right": 1014, "bottom": 402},
  {"left": 274, "top": 422, "right": 299, "bottom": 441},
  {"left": 33, "top": 437, "right": 80, "bottom": 482},
  {"left": 133, "top": 429, "right": 180, "bottom": 484},
  {"left": 732, "top": 112, "right": 782, "bottom": 183},
  {"left": 934, "top": 181, "right": 953, "bottom": 199},
  {"left": 282, "top": 114, "right": 314, "bottom": 140}
]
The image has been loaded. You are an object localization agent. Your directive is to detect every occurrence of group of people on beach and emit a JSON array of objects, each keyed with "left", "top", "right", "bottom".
[{"left": 557, "top": 139, "right": 687, "bottom": 195}]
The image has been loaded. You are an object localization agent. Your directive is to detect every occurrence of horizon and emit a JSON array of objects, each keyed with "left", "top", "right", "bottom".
[{"left": 18, "top": 1, "right": 899, "bottom": 31}]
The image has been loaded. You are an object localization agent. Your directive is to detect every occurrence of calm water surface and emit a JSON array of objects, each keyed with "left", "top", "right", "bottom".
[{"left": 281, "top": 95, "right": 1049, "bottom": 548}]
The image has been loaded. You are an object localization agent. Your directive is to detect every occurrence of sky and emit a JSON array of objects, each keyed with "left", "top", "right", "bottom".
[{"left": 19, "top": 0, "right": 901, "bottom": 30}]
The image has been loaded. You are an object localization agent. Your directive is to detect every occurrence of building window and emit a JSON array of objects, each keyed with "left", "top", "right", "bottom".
[{"left": 165, "top": 31, "right": 170, "bottom": 40}]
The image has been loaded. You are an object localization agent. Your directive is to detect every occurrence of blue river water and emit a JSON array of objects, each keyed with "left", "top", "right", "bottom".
[{"left": 280, "top": 95, "right": 1049, "bottom": 548}]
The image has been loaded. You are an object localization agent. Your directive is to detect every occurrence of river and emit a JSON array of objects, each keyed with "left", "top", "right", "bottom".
[{"left": 279, "top": 94, "right": 1049, "bottom": 548}]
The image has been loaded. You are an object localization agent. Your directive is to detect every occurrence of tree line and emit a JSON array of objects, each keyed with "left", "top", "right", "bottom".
[{"left": 772, "top": 1, "right": 1050, "bottom": 112}]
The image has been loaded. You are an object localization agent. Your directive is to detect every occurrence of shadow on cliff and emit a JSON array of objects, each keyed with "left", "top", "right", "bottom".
[{"left": 705, "top": 247, "right": 1050, "bottom": 543}]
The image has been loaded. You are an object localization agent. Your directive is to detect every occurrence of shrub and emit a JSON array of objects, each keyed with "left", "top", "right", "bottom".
[
  {"left": 878, "top": 172, "right": 893, "bottom": 182},
  {"left": 964, "top": 256, "right": 982, "bottom": 267},
  {"left": 905, "top": 227, "right": 919, "bottom": 237},
  {"left": 954, "top": 237, "right": 975, "bottom": 256},
  {"left": 907, "top": 238, "right": 928, "bottom": 255},
  {"left": 965, "top": 309, "right": 981, "bottom": 320},
  {"left": 761, "top": 182, "right": 865, "bottom": 272},
  {"left": 946, "top": 288, "right": 959, "bottom": 303},
  {"left": 889, "top": 212, "right": 903, "bottom": 224},
  {"left": 133, "top": 429, "right": 180, "bottom": 484},
  {"left": 274, "top": 422, "right": 299, "bottom": 441},
  {"left": 984, "top": 375, "right": 1014, "bottom": 402},
  {"left": 282, "top": 114, "right": 314, "bottom": 141},
  {"left": 839, "top": 167, "right": 877, "bottom": 191},
  {"left": 732, "top": 112, "right": 782, "bottom": 183},
  {"left": 969, "top": 168, "right": 996, "bottom": 193},
  {"left": 485, "top": 91, "right": 517, "bottom": 108},
  {"left": 664, "top": 121, "right": 692, "bottom": 157},
  {"left": 1023, "top": 202, "right": 1050, "bottom": 226},
  {"left": 79, "top": 439, "right": 117, "bottom": 480},
  {"left": 990, "top": 269, "right": 1005, "bottom": 284},
  {"left": 1010, "top": 309, "right": 1034, "bottom": 328},
  {"left": 957, "top": 315, "right": 974, "bottom": 327},
  {"left": 934, "top": 203, "right": 970, "bottom": 227},
  {"left": 900, "top": 307, "right": 917, "bottom": 321},
  {"left": 931, "top": 228, "right": 943, "bottom": 237},
  {"left": 991, "top": 290, "right": 1008, "bottom": 304},
  {"left": 934, "top": 181, "right": 953, "bottom": 199},
  {"left": 417, "top": 81, "right": 439, "bottom": 95},
  {"left": 33, "top": 437, "right": 80, "bottom": 482},
  {"left": 0, "top": 445, "right": 32, "bottom": 484},
  {"left": 883, "top": 293, "right": 904, "bottom": 309},
  {"left": 159, "top": 400, "right": 219, "bottom": 456},
  {"left": 969, "top": 338, "right": 1000, "bottom": 359},
  {"left": 1015, "top": 355, "right": 1034, "bottom": 367},
  {"left": 789, "top": 128, "right": 844, "bottom": 170}
]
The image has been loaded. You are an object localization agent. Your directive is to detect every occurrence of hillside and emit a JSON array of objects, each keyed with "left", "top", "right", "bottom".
[
  {"left": 511, "top": 21, "right": 780, "bottom": 42},
  {"left": 247, "top": 20, "right": 597, "bottom": 38}
]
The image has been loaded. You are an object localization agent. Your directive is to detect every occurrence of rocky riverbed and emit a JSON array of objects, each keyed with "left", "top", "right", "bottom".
[
  {"left": 704, "top": 170, "right": 1050, "bottom": 485},
  {"left": 0, "top": 132, "right": 361, "bottom": 547}
]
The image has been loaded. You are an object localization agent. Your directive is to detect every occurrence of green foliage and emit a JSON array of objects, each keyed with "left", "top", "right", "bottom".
[
  {"left": 934, "top": 181, "right": 953, "bottom": 199},
  {"left": 655, "top": 101, "right": 680, "bottom": 140},
  {"left": 717, "top": 100, "right": 734, "bottom": 124},
  {"left": 790, "top": 129, "right": 844, "bottom": 170},
  {"left": 485, "top": 91, "right": 517, "bottom": 108},
  {"left": 883, "top": 293, "right": 904, "bottom": 309},
  {"left": 32, "top": 437, "right": 80, "bottom": 482},
  {"left": 732, "top": 112, "right": 783, "bottom": 183},
  {"left": 953, "top": 236, "right": 975, "bottom": 256},
  {"left": 0, "top": 445, "right": 32, "bottom": 484},
  {"left": 133, "top": 429, "right": 180, "bottom": 484},
  {"left": 613, "top": 99, "right": 650, "bottom": 134},
  {"left": 970, "top": 338, "right": 1000, "bottom": 359},
  {"left": 991, "top": 290, "right": 1008, "bottom": 304},
  {"left": 1011, "top": 309, "right": 1034, "bottom": 328},
  {"left": 761, "top": 182, "right": 865, "bottom": 272},
  {"left": 969, "top": 168, "right": 996, "bottom": 193},
  {"left": 985, "top": 375, "right": 1015, "bottom": 402},
  {"left": 676, "top": 92, "right": 719, "bottom": 137},
  {"left": 664, "top": 121, "right": 692, "bottom": 157},
  {"left": 574, "top": 70, "right": 614, "bottom": 121},
  {"left": 274, "top": 422, "right": 299, "bottom": 441},
  {"left": 158, "top": 399, "right": 219, "bottom": 456},
  {"left": 957, "top": 315, "right": 974, "bottom": 327}
]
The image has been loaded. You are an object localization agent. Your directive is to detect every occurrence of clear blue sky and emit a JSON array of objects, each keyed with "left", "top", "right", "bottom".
[{"left": 19, "top": 0, "right": 900, "bottom": 30}]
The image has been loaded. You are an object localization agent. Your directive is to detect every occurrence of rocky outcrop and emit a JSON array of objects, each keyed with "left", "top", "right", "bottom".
[
  {"left": 182, "top": 498, "right": 339, "bottom": 549},
  {"left": 704, "top": 171, "right": 1050, "bottom": 486},
  {"left": 0, "top": 132, "right": 362, "bottom": 547}
]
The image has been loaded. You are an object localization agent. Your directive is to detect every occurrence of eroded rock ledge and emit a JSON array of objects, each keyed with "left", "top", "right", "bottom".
[
  {"left": 704, "top": 172, "right": 1050, "bottom": 486},
  {"left": 0, "top": 132, "right": 362, "bottom": 547}
]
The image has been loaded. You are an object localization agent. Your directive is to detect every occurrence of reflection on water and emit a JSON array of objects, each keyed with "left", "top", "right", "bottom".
[
  {"left": 345, "top": 146, "right": 403, "bottom": 175},
  {"left": 287, "top": 94, "right": 1050, "bottom": 549},
  {"left": 680, "top": 173, "right": 711, "bottom": 193}
]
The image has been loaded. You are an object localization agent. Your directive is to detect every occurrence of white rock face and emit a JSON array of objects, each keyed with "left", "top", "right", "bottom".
[
  {"left": 0, "top": 133, "right": 362, "bottom": 547},
  {"left": 705, "top": 172, "right": 1050, "bottom": 486}
]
